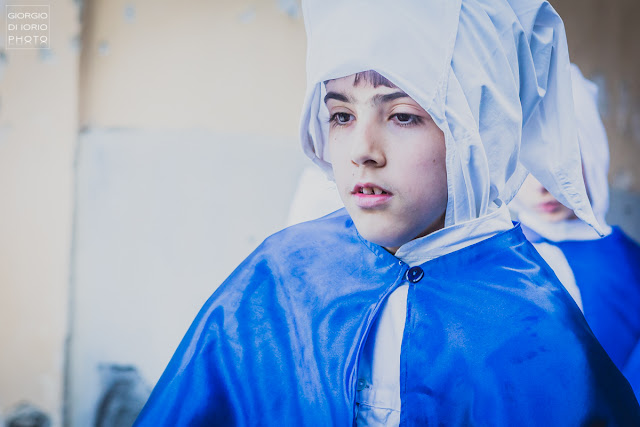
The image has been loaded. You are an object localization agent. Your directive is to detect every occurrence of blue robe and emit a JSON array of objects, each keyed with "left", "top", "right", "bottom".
[
  {"left": 553, "top": 227, "right": 640, "bottom": 400},
  {"left": 135, "top": 210, "right": 639, "bottom": 426}
]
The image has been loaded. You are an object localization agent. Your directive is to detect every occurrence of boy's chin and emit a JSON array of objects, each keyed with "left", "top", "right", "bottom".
[{"left": 356, "top": 227, "right": 411, "bottom": 254}]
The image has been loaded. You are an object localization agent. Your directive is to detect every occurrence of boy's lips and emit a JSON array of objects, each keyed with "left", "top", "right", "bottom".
[{"left": 351, "top": 182, "right": 392, "bottom": 208}]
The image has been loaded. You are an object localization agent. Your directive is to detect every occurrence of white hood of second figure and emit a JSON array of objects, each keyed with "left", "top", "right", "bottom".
[
  {"left": 299, "top": 0, "right": 602, "bottom": 235},
  {"left": 571, "top": 64, "right": 610, "bottom": 230},
  {"left": 511, "top": 64, "right": 612, "bottom": 241}
]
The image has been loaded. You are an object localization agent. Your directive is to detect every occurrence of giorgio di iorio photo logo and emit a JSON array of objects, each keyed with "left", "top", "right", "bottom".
[{"left": 6, "top": 4, "right": 50, "bottom": 49}]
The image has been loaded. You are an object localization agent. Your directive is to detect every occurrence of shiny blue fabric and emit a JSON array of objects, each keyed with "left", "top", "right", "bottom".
[
  {"left": 135, "top": 211, "right": 639, "bottom": 426},
  {"left": 554, "top": 227, "right": 640, "bottom": 401}
]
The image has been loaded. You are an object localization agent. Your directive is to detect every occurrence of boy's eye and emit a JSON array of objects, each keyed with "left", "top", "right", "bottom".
[
  {"left": 391, "top": 113, "right": 423, "bottom": 126},
  {"left": 330, "top": 112, "right": 354, "bottom": 125}
]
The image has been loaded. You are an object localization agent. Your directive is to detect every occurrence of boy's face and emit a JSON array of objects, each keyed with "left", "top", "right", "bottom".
[
  {"left": 516, "top": 174, "right": 577, "bottom": 222},
  {"left": 325, "top": 74, "right": 447, "bottom": 254}
]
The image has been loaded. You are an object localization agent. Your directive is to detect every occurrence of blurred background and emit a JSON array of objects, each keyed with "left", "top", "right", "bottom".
[{"left": 0, "top": 0, "right": 638, "bottom": 426}]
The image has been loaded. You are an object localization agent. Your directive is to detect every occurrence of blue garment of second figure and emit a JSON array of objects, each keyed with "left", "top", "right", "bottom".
[
  {"left": 555, "top": 227, "right": 640, "bottom": 399},
  {"left": 134, "top": 211, "right": 639, "bottom": 426},
  {"left": 513, "top": 64, "right": 640, "bottom": 401}
]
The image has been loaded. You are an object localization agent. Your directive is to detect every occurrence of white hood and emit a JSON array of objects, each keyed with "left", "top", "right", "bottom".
[{"left": 299, "top": 0, "right": 602, "bottom": 235}]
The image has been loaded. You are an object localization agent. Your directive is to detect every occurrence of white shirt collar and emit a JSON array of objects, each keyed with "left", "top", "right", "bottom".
[{"left": 394, "top": 202, "right": 513, "bottom": 266}]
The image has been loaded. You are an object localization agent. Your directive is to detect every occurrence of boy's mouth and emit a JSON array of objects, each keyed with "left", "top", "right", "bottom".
[
  {"left": 352, "top": 183, "right": 391, "bottom": 195},
  {"left": 351, "top": 183, "right": 393, "bottom": 209}
]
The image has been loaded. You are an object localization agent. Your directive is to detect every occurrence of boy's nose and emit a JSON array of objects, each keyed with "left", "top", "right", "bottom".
[{"left": 350, "top": 123, "right": 386, "bottom": 167}]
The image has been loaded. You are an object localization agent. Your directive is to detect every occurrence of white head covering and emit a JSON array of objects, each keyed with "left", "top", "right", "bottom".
[
  {"left": 570, "top": 64, "right": 610, "bottom": 229},
  {"left": 511, "top": 65, "right": 612, "bottom": 241},
  {"left": 299, "top": 0, "right": 602, "bottom": 234}
]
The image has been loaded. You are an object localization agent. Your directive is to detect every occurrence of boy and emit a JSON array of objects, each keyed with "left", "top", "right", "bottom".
[
  {"left": 513, "top": 64, "right": 640, "bottom": 401},
  {"left": 135, "top": 0, "right": 640, "bottom": 425}
]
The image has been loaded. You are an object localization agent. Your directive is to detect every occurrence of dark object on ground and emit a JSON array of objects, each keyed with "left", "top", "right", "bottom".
[
  {"left": 6, "top": 402, "right": 51, "bottom": 427},
  {"left": 94, "top": 364, "right": 151, "bottom": 427}
]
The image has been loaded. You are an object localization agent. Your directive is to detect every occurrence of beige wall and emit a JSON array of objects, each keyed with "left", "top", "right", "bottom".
[
  {"left": 79, "top": 0, "right": 306, "bottom": 137},
  {"left": 68, "top": 2, "right": 308, "bottom": 426},
  {"left": 0, "top": 1, "right": 307, "bottom": 423},
  {"left": 0, "top": 1, "right": 79, "bottom": 425},
  {"left": 553, "top": 0, "right": 640, "bottom": 193}
]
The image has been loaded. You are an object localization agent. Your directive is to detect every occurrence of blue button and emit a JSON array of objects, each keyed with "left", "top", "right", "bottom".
[{"left": 406, "top": 266, "right": 424, "bottom": 283}]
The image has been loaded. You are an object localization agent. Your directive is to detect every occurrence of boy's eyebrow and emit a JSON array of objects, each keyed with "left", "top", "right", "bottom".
[
  {"left": 324, "top": 91, "right": 352, "bottom": 104},
  {"left": 373, "top": 91, "right": 410, "bottom": 104},
  {"left": 323, "top": 90, "right": 411, "bottom": 105}
]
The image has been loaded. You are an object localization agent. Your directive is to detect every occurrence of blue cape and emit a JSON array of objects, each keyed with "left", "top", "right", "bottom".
[
  {"left": 555, "top": 227, "right": 640, "bottom": 401},
  {"left": 135, "top": 210, "right": 639, "bottom": 426}
]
